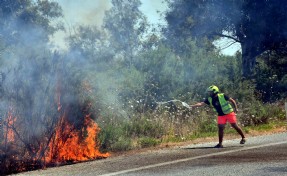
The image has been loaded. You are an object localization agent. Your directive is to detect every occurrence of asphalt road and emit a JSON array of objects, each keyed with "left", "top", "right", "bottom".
[{"left": 16, "top": 132, "right": 287, "bottom": 176}]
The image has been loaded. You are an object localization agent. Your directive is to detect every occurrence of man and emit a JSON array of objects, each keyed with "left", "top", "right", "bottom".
[{"left": 190, "top": 85, "right": 246, "bottom": 148}]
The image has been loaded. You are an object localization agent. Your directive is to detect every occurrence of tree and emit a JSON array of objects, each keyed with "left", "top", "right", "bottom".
[
  {"left": 103, "top": 0, "right": 148, "bottom": 66},
  {"left": 164, "top": 0, "right": 287, "bottom": 77},
  {"left": 255, "top": 51, "right": 287, "bottom": 102},
  {"left": 0, "top": 0, "right": 63, "bottom": 46},
  {"left": 67, "top": 26, "right": 114, "bottom": 67}
]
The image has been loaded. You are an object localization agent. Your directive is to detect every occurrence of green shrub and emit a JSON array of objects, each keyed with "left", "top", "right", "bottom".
[
  {"left": 198, "top": 119, "right": 218, "bottom": 133},
  {"left": 97, "top": 123, "right": 127, "bottom": 152},
  {"left": 124, "top": 116, "right": 165, "bottom": 138},
  {"left": 110, "top": 137, "right": 133, "bottom": 151},
  {"left": 138, "top": 137, "right": 159, "bottom": 148},
  {"left": 239, "top": 101, "right": 285, "bottom": 126}
]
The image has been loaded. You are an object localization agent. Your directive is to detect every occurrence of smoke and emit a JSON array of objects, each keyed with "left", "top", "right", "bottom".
[
  {"left": 0, "top": 47, "right": 58, "bottom": 140},
  {"left": 0, "top": 6, "right": 85, "bottom": 141},
  {"left": 84, "top": 1, "right": 112, "bottom": 27},
  {"left": 57, "top": 0, "right": 111, "bottom": 27},
  {"left": 0, "top": 0, "right": 207, "bottom": 142},
  {"left": 50, "top": 0, "right": 112, "bottom": 50}
]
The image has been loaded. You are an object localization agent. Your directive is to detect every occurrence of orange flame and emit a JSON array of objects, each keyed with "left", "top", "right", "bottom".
[
  {"left": 5, "top": 111, "right": 16, "bottom": 142},
  {"left": 46, "top": 113, "right": 109, "bottom": 163}
]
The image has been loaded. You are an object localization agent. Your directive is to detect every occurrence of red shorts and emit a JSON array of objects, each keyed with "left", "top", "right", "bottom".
[{"left": 217, "top": 112, "right": 237, "bottom": 125}]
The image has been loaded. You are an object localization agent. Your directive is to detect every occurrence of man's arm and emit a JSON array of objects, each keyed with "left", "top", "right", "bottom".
[
  {"left": 228, "top": 98, "right": 238, "bottom": 113},
  {"left": 190, "top": 102, "right": 206, "bottom": 108}
]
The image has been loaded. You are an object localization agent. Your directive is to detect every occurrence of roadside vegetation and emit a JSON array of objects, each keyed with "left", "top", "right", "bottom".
[
  {"left": 0, "top": 0, "right": 287, "bottom": 175},
  {"left": 94, "top": 41, "right": 287, "bottom": 152}
]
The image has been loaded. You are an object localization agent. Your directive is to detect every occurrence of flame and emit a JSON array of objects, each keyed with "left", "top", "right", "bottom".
[
  {"left": 5, "top": 111, "right": 16, "bottom": 142},
  {"left": 46, "top": 112, "right": 109, "bottom": 163},
  {"left": 46, "top": 79, "right": 109, "bottom": 163},
  {"left": 0, "top": 80, "right": 110, "bottom": 174}
]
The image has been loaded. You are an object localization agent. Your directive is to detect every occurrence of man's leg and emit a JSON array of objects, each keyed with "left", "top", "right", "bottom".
[
  {"left": 230, "top": 123, "right": 245, "bottom": 138},
  {"left": 231, "top": 123, "right": 246, "bottom": 144},
  {"left": 226, "top": 112, "right": 246, "bottom": 144},
  {"left": 218, "top": 124, "right": 225, "bottom": 145},
  {"left": 215, "top": 116, "right": 226, "bottom": 148}
]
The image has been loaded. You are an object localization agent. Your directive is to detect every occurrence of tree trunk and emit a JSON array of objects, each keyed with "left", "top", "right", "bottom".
[{"left": 241, "top": 42, "right": 263, "bottom": 78}]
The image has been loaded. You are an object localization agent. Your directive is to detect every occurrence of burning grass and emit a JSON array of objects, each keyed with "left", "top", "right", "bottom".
[
  {"left": 0, "top": 107, "right": 109, "bottom": 175},
  {"left": 46, "top": 112, "right": 109, "bottom": 163}
]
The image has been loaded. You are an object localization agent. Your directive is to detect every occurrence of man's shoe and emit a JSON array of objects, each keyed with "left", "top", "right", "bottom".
[
  {"left": 240, "top": 138, "right": 246, "bottom": 144},
  {"left": 214, "top": 144, "right": 223, "bottom": 148}
]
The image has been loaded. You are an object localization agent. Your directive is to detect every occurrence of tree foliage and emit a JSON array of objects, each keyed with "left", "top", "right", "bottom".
[
  {"left": 164, "top": 0, "right": 287, "bottom": 77},
  {"left": 103, "top": 0, "right": 148, "bottom": 66},
  {"left": 0, "top": 0, "right": 62, "bottom": 46},
  {"left": 255, "top": 51, "right": 287, "bottom": 102}
]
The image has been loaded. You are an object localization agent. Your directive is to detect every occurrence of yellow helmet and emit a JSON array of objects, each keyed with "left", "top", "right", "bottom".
[{"left": 206, "top": 85, "right": 219, "bottom": 94}]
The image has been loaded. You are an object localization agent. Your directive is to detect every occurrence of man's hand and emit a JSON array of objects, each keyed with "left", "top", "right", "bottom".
[{"left": 234, "top": 108, "right": 238, "bottom": 114}]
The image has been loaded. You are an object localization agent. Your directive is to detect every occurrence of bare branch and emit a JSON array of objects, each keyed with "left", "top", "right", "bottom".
[
  {"left": 219, "top": 41, "right": 238, "bottom": 50},
  {"left": 212, "top": 33, "right": 241, "bottom": 43}
]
